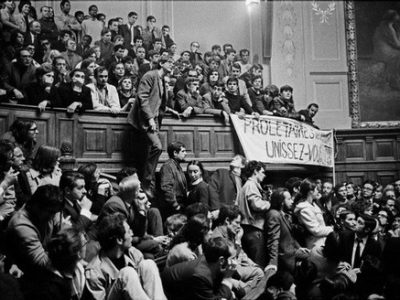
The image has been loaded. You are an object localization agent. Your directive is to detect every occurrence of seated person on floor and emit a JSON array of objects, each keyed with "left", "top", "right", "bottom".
[{"left": 85, "top": 213, "right": 167, "bottom": 300}]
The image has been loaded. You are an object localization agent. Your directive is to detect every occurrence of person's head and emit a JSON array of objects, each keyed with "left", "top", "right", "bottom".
[
  {"left": 107, "top": 18, "right": 119, "bottom": 32},
  {"left": 127, "top": 11, "right": 138, "bottom": 25},
  {"left": 81, "top": 58, "right": 97, "bottom": 75},
  {"left": 225, "top": 48, "right": 236, "bottom": 61},
  {"left": 19, "top": 49, "right": 32, "bottom": 67},
  {"left": 70, "top": 69, "right": 86, "bottom": 87},
  {"left": 223, "top": 43, "right": 233, "bottom": 53},
  {"left": 322, "top": 231, "right": 341, "bottom": 263},
  {"left": 215, "top": 205, "right": 242, "bottom": 236},
  {"left": 180, "top": 214, "right": 210, "bottom": 251},
  {"left": 167, "top": 141, "right": 186, "bottom": 161},
  {"left": 96, "top": 13, "right": 106, "bottom": 23},
  {"left": 299, "top": 178, "right": 319, "bottom": 199},
  {"left": 159, "top": 57, "right": 174, "bottom": 74},
  {"left": 153, "top": 38, "right": 162, "bottom": 52},
  {"left": 94, "top": 66, "right": 108, "bottom": 86},
  {"left": 184, "top": 76, "right": 200, "bottom": 94},
  {"left": 165, "top": 214, "right": 187, "bottom": 236},
  {"left": 339, "top": 210, "right": 357, "bottom": 231},
  {"left": 211, "top": 44, "right": 221, "bottom": 54},
  {"left": 383, "top": 186, "right": 396, "bottom": 200},
  {"left": 356, "top": 214, "right": 377, "bottom": 237},
  {"left": 394, "top": 180, "right": 400, "bottom": 196},
  {"left": 12, "top": 146, "right": 25, "bottom": 170},
  {"left": 66, "top": 39, "right": 77, "bottom": 52},
  {"left": 384, "top": 198, "right": 397, "bottom": 214},
  {"left": 185, "top": 202, "right": 209, "bottom": 219},
  {"left": 162, "top": 25, "right": 170, "bottom": 36},
  {"left": 202, "top": 237, "right": 233, "bottom": 270},
  {"left": 39, "top": 37, "right": 51, "bottom": 51},
  {"left": 307, "top": 103, "right": 319, "bottom": 118},
  {"left": 239, "top": 49, "right": 250, "bottom": 63},
  {"left": 270, "top": 188, "right": 293, "bottom": 212},
  {"left": 53, "top": 56, "right": 67, "bottom": 73},
  {"left": 60, "top": 171, "right": 87, "bottom": 202},
  {"left": 231, "top": 63, "right": 241, "bottom": 78},
  {"left": 40, "top": 5, "right": 51, "bottom": 19},
  {"left": 265, "top": 84, "right": 279, "bottom": 98},
  {"left": 377, "top": 208, "right": 391, "bottom": 227},
  {"left": 251, "top": 75, "right": 263, "bottom": 90},
  {"left": 25, "top": 43, "right": 35, "bottom": 57},
  {"left": 35, "top": 62, "right": 54, "bottom": 86},
  {"left": 48, "top": 227, "right": 84, "bottom": 274},
  {"left": 0, "top": 140, "right": 14, "bottom": 172},
  {"left": 88, "top": 4, "right": 98, "bottom": 18},
  {"left": 362, "top": 180, "right": 375, "bottom": 200},
  {"left": 226, "top": 76, "right": 239, "bottom": 93},
  {"left": 112, "top": 62, "right": 125, "bottom": 78},
  {"left": 136, "top": 46, "right": 146, "bottom": 60},
  {"left": 160, "top": 49, "right": 170, "bottom": 60},
  {"left": 10, "top": 30, "right": 24, "bottom": 46},
  {"left": 60, "top": 0, "right": 71, "bottom": 14},
  {"left": 81, "top": 35, "right": 92, "bottom": 47},
  {"left": 280, "top": 85, "right": 293, "bottom": 100},
  {"left": 266, "top": 271, "right": 294, "bottom": 297},
  {"left": 334, "top": 183, "right": 347, "bottom": 201},
  {"left": 229, "top": 154, "right": 246, "bottom": 173},
  {"left": 74, "top": 10, "right": 84, "bottom": 23},
  {"left": 18, "top": 0, "right": 30, "bottom": 14},
  {"left": 59, "top": 29, "right": 73, "bottom": 43},
  {"left": 180, "top": 50, "right": 191, "bottom": 62},
  {"left": 209, "top": 57, "right": 220, "bottom": 71},
  {"left": 116, "top": 167, "right": 138, "bottom": 184},
  {"left": 97, "top": 213, "right": 132, "bottom": 252},
  {"left": 322, "top": 181, "right": 333, "bottom": 196},
  {"left": 32, "top": 145, "right": 60, "bottom": 175},
  {"left": 118, "top": 175, "right": 140, "bottom": 205},
  {"left": 203, "top": 51, "right": 212, "bottom": 64},
  {"left": 146, "top": 15, "right": 156, "bottom": 28},
  {"left": 99, "top": 28, "right": 111, "bottom": 43},
  {"left": 168, "top": 42, "right": 177, "bottom": 55},
  {"left": 208, "top": 70, "right": 219, "bottom": 84},
  {"left": 346, "top": 182, "right": 355, "bottom": 197},
  {"left": 118, "top": 76, "right": 133, "bottom": 93},
  {"left": 9, "top": 119, "right": 38, "bottom": 145},
  {"left": 148, "top": 50, "right": 160, "bottom": 64},
  {"left": 77, "top": 163, "right": 99, "bottom": 191},
  {"left": 190, "top": 41, "right": 200, "bottom": 53},
  {"left": 133, "top": 36, "right": 143, "bottom": 47},
  {"left": 187, "top": 160, "right": 205, "bottom": 184},
  {"left": 244, "top": 160, "right": 266, "bottom": 183},
  {"left": 26, "top": 185, "right": 63, "bottom": 222}
]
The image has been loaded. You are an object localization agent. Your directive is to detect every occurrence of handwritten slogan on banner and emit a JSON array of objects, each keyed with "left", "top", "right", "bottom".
[{"left": 230, "top": 114, "right": 334, "bottom": 168}]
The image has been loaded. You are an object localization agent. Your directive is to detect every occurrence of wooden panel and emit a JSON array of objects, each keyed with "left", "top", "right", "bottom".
[
  {"left": 0, "top": 110, "right": 11, "bottom": 134},
  {"left": 346, "top": 173, "right": 366, "bottom": 186},
  {"left": 344, "top": 140, "right": 366, "bottom": 161},
  {"left": 376, "top": 172, "right": 398, "bottom": 187},
  {"left": 83, "top": 128, "right": 107, "bottom": 154},
  {"left": 374, "top": 139, "right": 395, "bottom": 160}
]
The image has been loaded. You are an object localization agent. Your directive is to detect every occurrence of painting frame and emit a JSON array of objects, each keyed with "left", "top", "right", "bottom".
[{"left": 345, "top": 0, "right": 400, "bottom": 128}]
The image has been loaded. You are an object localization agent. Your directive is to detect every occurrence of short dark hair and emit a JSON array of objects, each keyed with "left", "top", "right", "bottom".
[
  {"left": 232, "top": 62, "right": 241, "bottom": 71},
  {"left": 122, "top": 56, "right": 134, "bottom": 64},
  {"left": 88, "top": 5, "right": 97, "bottom": 12},
  {"left": 243, "top": 160, "right": 265, "bottom": 179},
  {"left": 70, "top": 68, "right": 85, "bottom": 78},
  {"left": 113, "top": 44, "right": 125, "bottom": 52},
  {"left": 32, "top": 145, "right": 60, "bottom": 175},
  {"left": 94, "top": 66, "right": 108, "bottom": 78},
  {"left": 128, "top": 11, "right": 137, "bottom": 18},
  {"left": 146, "top": 15, "right": 156, "bottom": 22},
  {"left": 358, "top": 213, "right": 377, "bottom": 234},
  {"left": 162, "top": 25, "right": 170, "bottom": 30},
  {"left": 0, "top": 139, "right": 14, "bottom": 172},
  {"left": 60, "top": 170, "right": 85, "bottom": 191},
  {"left": 18, "top": 0, "right": 31, "bottom": 13},
  {"left": 270, "top": 188, "right": 290, "bottom": 211},
  {"left": 215, "top": 205, "right": 242, "bottom": 226},
  {"left": 153, "top": 38, "right": 162, "bottom": 44},
  {"left": 299, "top": 178, "right": 317, "bottom": 198},
  {"left": 226, "top": 76, "right": 238, "bottom": 86},
  {"left": 267, "top": 270, "right": 294, "bottom": 291},
  {"left": 60, "top": 0, "right": 70, "bottom": 8},
  {"left": 307, "top": 103, "right": 319, "bottom": 109},
  {"left": 26, "top": 184, "right": 63, "bottom": 213},
  {"left": 239, "top": 49, "right": 249, "bottom": 56},
  {"left": 203, "top": 237, "right": 231, "bottom": 263},
  {"left": 225, "top": 48, "right": 236, "bottom": 56},
  {"left": 133, "top": 36, "right": 143, "bottom": 43},
  {"left": 97, "top": 213, "right": 127, "bottom": 251},
  {"left": 211, "top": 44, "right": 221, "bottom": 51},
  {"left": 108, "top": 18, "right": 118, "bottom": 28},
  {"left": 280, "top": 84, "right": 293, "bottom": 93},
  {"left": 77, "top": 163, "right": 97, "bottom": 191},
  {"left": 74, "top": 10, "right": 84, "bottom": 19},
  {"left": 167, "top": 141, "right": 185, "bottom": 158}
]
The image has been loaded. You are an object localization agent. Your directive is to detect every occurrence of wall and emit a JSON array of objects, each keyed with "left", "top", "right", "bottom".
[{"left": 271, "top": 1, "right": 351, "bottom": 129}]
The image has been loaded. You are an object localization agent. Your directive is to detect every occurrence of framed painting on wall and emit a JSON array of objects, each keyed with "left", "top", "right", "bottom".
[{"left": 346, "top": 1, "right": 400, "bottom": 127}]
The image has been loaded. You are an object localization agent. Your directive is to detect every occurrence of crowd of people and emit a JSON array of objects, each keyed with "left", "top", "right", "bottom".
[
  {"left": 2, "top": 1, "right": 399, "bottom": 300},
  {"left": 0, "top": 0, "right": 320, "bottom": 126},
  {"left": 1, "top": 118, "right": 400, "bottom": 300}
]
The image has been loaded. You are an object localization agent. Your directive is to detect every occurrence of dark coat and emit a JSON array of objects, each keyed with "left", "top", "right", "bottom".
[
  {"left": 264, "top": 209, "right": 300, "bottom": 273},
  {"left": 62, "top": 199, "right": 92, "bottom": 231},
  {"left": 187, "top": 181, "right": 218, "bottom": 211},
  {"left": 118, "top": 24, "right": 141, "bottom": 48},
  {"left": 209, "top": 169, "right": 240, "bottom": 208},
  {"left": 225, "top": 91, "right": 253, "bottom": 114},
  {"left": 2, "top": 61, "right": 36, "bottom": 96},
  {"left": 338, "top": 230, "right": 382, "bottom": 266},
  {"left": 56, "top": 83, "right": 93, "bottom": 111},
  {"left": 175, "top": 89, "right": 204, "bottom": 114},
  {"left": 127, "top": 69, "right": 166, "bottom": 132},
  {"left": 24, "top": 82, "right": 59, "bottom": 106},
  {"left": 161, "top": 256, "right": 233, "bottom": 300}
]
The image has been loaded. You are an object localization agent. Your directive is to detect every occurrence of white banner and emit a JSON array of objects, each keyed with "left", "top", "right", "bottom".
[{"left": 230, "top": 114, "right": 334, "bottom": 168}]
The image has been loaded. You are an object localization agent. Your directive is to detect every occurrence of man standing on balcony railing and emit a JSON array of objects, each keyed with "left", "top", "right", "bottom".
[{"left": 127, "top": 56, "right": 174, "bottom": 198}]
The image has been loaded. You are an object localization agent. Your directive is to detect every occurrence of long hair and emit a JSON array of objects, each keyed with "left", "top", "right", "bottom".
[
  {"left": 32, "top": 145, "right": 61, "bottom": 175},
  {"left": 77, "top": 163, "right": 97, "bottom": 192},
  {"left": 299, "top": 178, "right": 317, "bottom": 199},
  {"left": 9, "top": 119, "right": 36, "bottom": 146}
]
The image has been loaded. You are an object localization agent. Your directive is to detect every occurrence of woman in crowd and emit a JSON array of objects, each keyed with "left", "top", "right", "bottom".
[
  {"left": 77, "top": 163, "right": 113, "bottom": 215},
  {"left": 166, "top": 213, "right": 210, "bottom": 267},
  {"left": 199, "top": 69, "right": 220, "bottom": 96},
  {"left": 294, "top": 178, "right": 334, "bottom": 249},
  {"left": 13, "top": 0, "right": 32, "bottom": 34},
  {"left": 25, "top": 63, "right": 59, "bottom": 111},
  {"left": 26, "top": 145, "right": 61, "bottom": 195},
  {"left": 1, "top": 119, "right": 38, "bottom": 166},
  {"left": 117, "top": 76, "right": 136, "bottom": 111},
  {"left": 80, "top": 58, "right": 97, "bottom": 84},
  {"left": 186, "top": 160, "right": 217, "bottom": 211},
  {"left": 4, "top": 30, "right": 25, "bottom": 62},
  {"left": 108, "top": 62, "right": 125, "bottom": 87}
]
